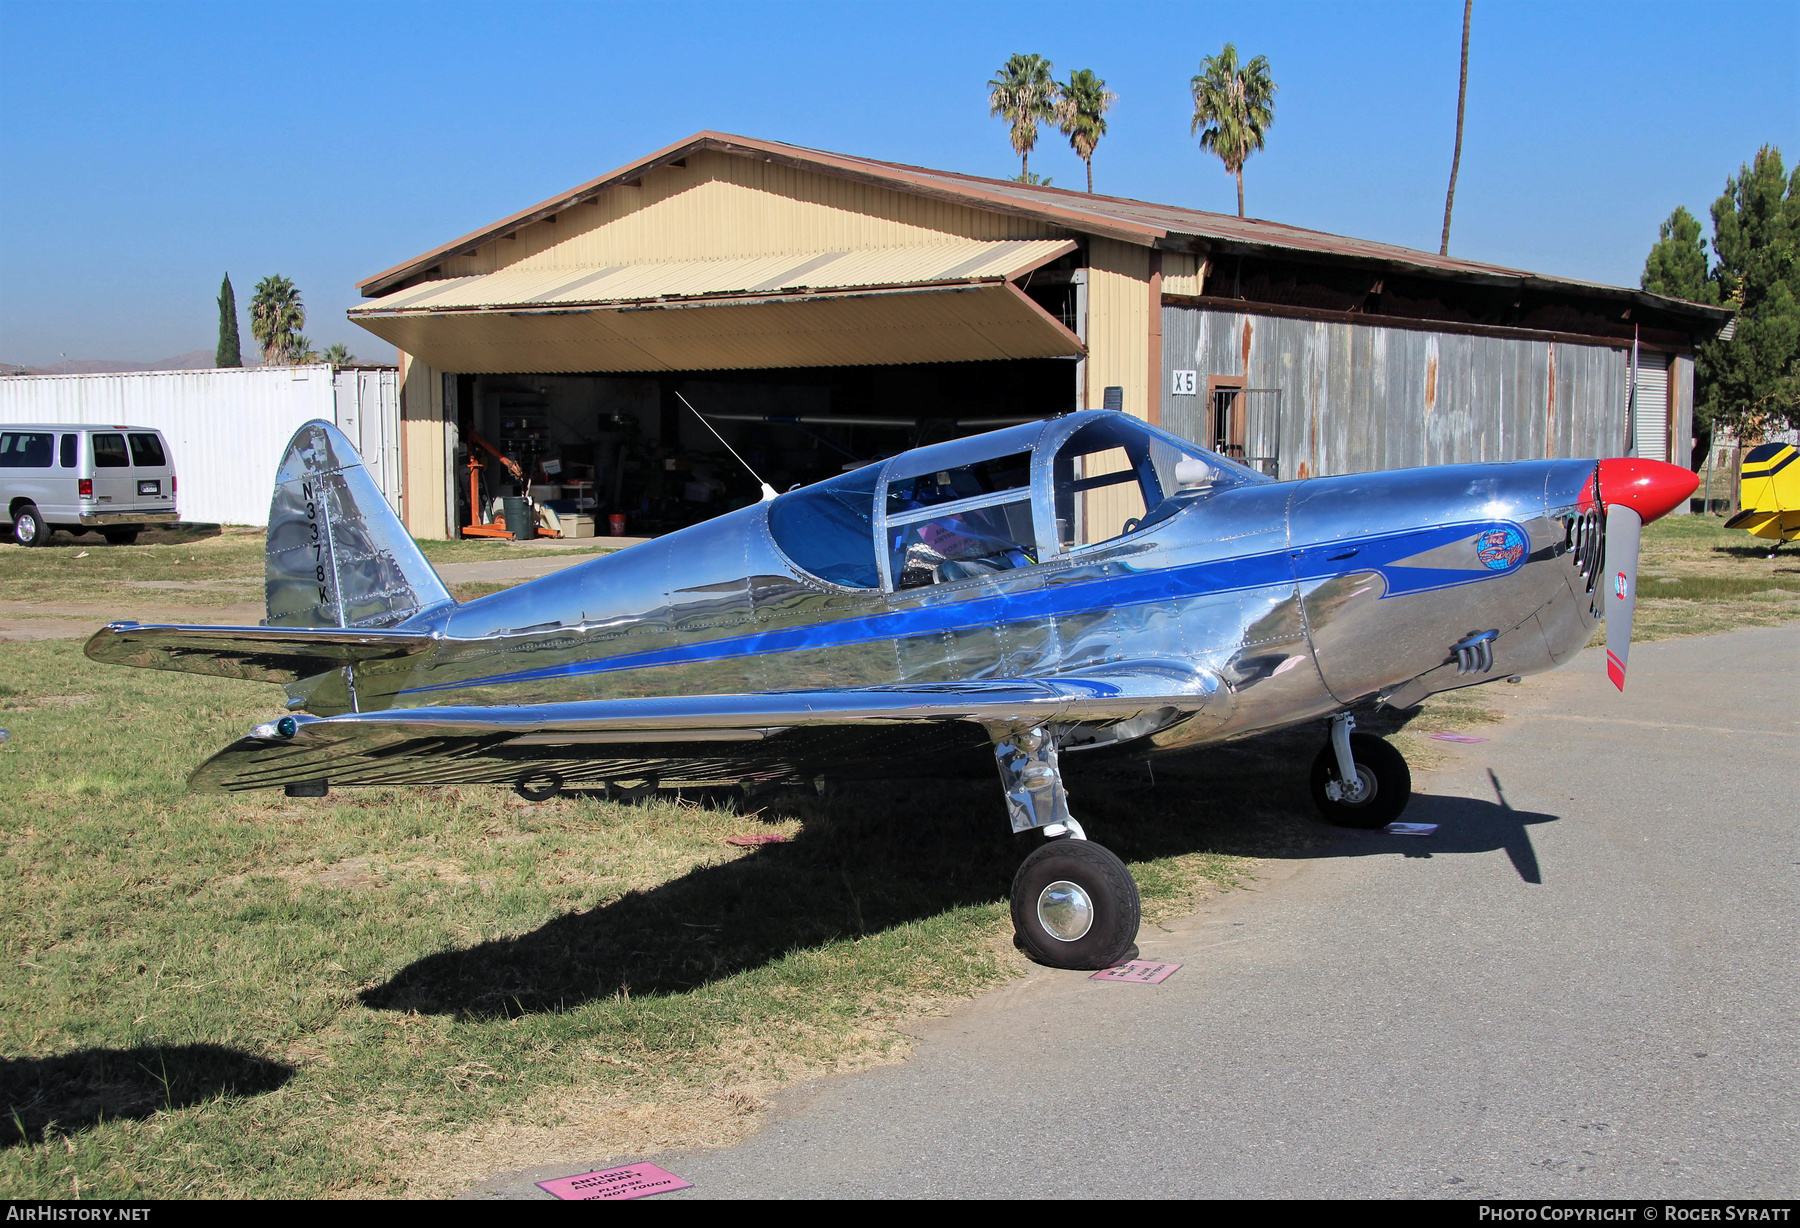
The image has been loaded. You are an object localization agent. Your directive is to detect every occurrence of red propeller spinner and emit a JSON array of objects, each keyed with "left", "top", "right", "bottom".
[{"left": 1596, "top": 458, "right": 1699, "bottom": 523}]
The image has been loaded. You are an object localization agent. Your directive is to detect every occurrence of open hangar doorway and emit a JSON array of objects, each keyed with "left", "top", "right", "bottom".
[{"left": 450, "top": 357, "right": 1076, "bottom": 537}]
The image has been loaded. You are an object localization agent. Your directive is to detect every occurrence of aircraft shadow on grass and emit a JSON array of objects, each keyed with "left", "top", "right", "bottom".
[
  {"left": 361, "top": 723, "right": 1561, "bottom": 1021},
  {"left": 0, "top": 1043, "right": 293, "bottom": 1146}
]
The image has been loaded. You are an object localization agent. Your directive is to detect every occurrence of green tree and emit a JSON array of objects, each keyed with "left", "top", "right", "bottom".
[
  {"left": 1056, "top": 68, "right": 1116, "bottom": 194},
  {"left": 215, "top": 273, "right": 242, "bottom": 368},
  {"left": 249, "top": 275, "right": 305, "bottom": 365},
  {"left": 1699, "top": 146, "right": 1800, "bottom": 436},
  {"left": 322, "top": 342, "right": 357, "bottom": 368},
  {"left": 989, "top": 53, "right": 1057, "bottom": 182},
  {"left": 1641, "top": 206, "right": 1717, "bottom": 304},
  {"left": 1190, "top": 43, "right": 1277, "bottom": 218}
]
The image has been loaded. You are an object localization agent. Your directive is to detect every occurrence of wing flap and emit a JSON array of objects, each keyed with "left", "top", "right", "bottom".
[{"left": 84, "top": 622, "right": 437, "bottom": 683}]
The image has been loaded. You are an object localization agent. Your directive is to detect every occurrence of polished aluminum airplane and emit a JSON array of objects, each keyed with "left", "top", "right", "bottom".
[{"left": 87, "top": 410, "right": 1698, "bottom": 969}]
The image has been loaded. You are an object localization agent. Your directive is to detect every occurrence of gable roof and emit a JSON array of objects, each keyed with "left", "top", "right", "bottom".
[{"left": 356, "top": 131, "right": 1730, "bottom": 326}]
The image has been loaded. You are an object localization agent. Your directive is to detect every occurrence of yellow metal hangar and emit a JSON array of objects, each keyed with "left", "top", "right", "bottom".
[{"left": 350, "top": 131, "right": 1731, "bottom": 540}]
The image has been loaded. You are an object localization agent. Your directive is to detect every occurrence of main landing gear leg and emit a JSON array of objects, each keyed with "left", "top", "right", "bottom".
[
  {"left": 988, "top": 725, "right": 1140, "bottom": 970},
  {"left": 1310, "top": 712, "right": 1412, "bottom": 829}
]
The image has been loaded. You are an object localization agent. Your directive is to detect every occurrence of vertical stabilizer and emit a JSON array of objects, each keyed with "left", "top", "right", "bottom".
[{"left": 266, "top": 420, "right": 453, "bottom": 628}]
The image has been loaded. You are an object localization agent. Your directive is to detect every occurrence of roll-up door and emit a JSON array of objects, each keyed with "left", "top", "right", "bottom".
[{"left": 1632, "top": 351, "right": 1669, "bottom": 462}]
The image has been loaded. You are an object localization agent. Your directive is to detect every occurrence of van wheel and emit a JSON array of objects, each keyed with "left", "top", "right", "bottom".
[
  {"left": 102, "top": 529, "right": 139, "bottom": 546},
  {"left": 13, "top": 504, "right": 50, "bottom": 547}
]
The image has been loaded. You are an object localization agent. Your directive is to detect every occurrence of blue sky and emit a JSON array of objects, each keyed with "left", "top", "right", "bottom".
[{"left": 1, "top": 0, "right": 1794, "bottom": 366}]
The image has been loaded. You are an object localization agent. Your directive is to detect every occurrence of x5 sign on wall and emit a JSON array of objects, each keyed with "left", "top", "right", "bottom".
[{"left": 1171, "top": 370, "right": 1198, "bottom": 396}]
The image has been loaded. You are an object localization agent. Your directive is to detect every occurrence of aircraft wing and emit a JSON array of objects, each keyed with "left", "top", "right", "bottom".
[
  {"left": 85, "top": 622, "right": 437, "bottom": 684},
  {"left": 188, "top": 661, "right": 1228, "bottom": 793}
]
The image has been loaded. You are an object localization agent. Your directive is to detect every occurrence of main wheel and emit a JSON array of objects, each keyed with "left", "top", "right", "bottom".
[
  {"left": 1309, "top": 732, "right": 1411, "bottom": 829},
  {"left": 1010, "top": 839, "right": 1141, "bottom": 970},
  {"left": 102, "top": 528, "right": 139, "bottom": 545},
  {"left": 12, "top": 503, "right": 50, "bottom": 547}
]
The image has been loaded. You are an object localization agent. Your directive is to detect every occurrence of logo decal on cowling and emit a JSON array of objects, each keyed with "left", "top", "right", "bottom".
[
  {"left": 1614, "top": 572, "right": 1628, "bottom": 600},
  {"left": 1475, "top": 524, "right": 1527, "bottom": 572}
]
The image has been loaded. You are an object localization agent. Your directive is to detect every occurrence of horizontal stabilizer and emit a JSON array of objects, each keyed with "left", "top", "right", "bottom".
[{"left": 84, "top": 622, "right": 436, "bottom": 683}]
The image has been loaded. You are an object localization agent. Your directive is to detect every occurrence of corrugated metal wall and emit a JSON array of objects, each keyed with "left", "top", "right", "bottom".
[
  {"left": 1086, "top": 238, "right": 1151, "bottom": 418},
  {"left": 1162, "top": 306, "right": 1642, "bottom": 479},
  {"left": 0, "top": 365, "right": 399, "bottom": 525}
]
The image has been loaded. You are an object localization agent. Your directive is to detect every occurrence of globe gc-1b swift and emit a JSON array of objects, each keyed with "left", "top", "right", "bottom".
[{"left": 86, "top": 412, "right": 1697, "bottom": 970}]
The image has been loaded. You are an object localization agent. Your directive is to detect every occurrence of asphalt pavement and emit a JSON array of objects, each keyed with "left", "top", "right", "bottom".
[{"left": 477, "top": 624, "right": 1798, "bottom": 1199}]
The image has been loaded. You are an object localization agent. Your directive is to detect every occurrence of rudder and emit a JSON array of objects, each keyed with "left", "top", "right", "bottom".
[{"left": 266, "top": 420, "right": 453, "bottom": 628}]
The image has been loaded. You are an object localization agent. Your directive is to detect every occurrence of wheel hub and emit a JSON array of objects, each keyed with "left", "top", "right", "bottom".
[
  {"left": 1327, "top": 764, "right": 1378, "bottom": 806},
  {"left": 1037, "top": 880, "right": 1095, "bottom": 942}
]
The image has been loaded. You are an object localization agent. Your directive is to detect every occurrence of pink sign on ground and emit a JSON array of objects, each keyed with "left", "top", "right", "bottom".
[
  {"left": 536, "top": 1163, "right": 693, "bottom": 1200},
  {"left": 725, "top": 833, "right": 788, "bottom": 847},
  {"left": 1430, "top": 733, "right": 1489, "bottom": 743},
  {"left": 1090, "top": 960, "right": 1181, "bottom": 985}
]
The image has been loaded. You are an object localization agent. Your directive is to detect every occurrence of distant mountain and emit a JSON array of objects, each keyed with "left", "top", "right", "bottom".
[{"left": 0, "top": 350, "right": 264, "bottom": 376}]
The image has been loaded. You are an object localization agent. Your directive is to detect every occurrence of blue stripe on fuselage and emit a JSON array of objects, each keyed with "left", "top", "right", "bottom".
[{"left": 398, "top": 520, "right": 1523, "bottom": 696}]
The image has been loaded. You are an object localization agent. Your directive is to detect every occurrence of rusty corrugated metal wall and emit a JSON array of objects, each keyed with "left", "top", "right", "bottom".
[{"left": 1161, "top": 306, "right": 1661, "bottom": 479}]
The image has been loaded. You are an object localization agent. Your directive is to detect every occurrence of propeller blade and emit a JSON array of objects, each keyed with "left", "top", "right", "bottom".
[
  {"left": 1603, "top": 503, "right": 1642, "bottom": 690},
  {"left": 1593, "top": 457, "right": 1697, "bottom": 692}
]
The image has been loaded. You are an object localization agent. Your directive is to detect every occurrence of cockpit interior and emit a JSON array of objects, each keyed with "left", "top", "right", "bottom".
[{"left": 767, "top": 412, "right": 1265, "bottom": 593}]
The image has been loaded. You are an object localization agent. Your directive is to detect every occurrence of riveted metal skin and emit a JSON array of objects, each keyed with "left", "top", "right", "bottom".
[{"left": 86, "top": 414, "right": 1606, "bottom": 806}]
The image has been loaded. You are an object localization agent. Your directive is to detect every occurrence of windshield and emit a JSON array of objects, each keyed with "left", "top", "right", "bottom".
[{"left": 767, "top": 464, "right": 882, "bottom": 589}]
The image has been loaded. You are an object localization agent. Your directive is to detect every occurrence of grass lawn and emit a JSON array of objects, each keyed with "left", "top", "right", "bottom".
[
  {"left": 0, "top": 509, "right": 1790, "bottom": 1197},
  {"left": 1, "top": 638, "right": 1338, "bottom": 1197},
  {"left": 1628, "top": 514, "right": 1800, "bottom": 640},
  {"left": 0, "top": 526, "right": 618, "bottom": 610}
]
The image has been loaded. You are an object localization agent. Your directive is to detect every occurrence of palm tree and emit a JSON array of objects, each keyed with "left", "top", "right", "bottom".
[
  {"left": 1056, "top": 69, "right": 1116, "bottom": 193},
  {"left": 988, "top": 53, "right": 1057, "bottom": 182},
  {"left": 249, "top": 275, "right": 306, "bottom": 365},
  {"left": 1189, "top": 43, "right": 1277, "bottom": 218},
  {"left": 1440, "top": 0, "right": 1473, "bottom": 256},
  {"left": 322, "top": 342, "right": 357, "bottom": 368}
]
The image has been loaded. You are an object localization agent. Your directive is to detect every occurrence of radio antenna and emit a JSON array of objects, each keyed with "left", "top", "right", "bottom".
[{"left": 676, "top": 391, "right": 778, "bottom": 502}]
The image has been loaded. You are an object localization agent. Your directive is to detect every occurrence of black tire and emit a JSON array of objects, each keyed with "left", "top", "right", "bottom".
[
  {"left": 1010, "top": 839, "right": 1141, "bottom": 970},
  {"left": 12, "top": 503, "right": 50, "bottom": 547},
  {"left": 102, "top": 529, "right": 139, "bottom": 546},
  {"left": 1309, "top": 732, "right": 1411, "bottom": 829}
]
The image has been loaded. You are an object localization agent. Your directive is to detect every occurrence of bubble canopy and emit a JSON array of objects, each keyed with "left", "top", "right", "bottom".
[{"left": 765, "top": 412, "right": 1264, "bottom": 592}]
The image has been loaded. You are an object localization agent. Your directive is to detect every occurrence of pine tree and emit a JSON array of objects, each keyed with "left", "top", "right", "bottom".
[
  {"left": 1699, "top": 146, "right": 1799, "bottom": 436},
  {"left": 1641, "top": 207, "right": 1717, "bottom": 304},
  {"left": 215, "top": 274, "right": 242, "bottom": 368}
]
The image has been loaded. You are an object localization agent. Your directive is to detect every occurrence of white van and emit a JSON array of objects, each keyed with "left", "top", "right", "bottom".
[{"left": 1, "top": 424, "right": 178, "bottom": 546}]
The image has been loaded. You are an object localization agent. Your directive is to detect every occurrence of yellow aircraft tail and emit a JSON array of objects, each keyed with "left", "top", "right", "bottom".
[{"left": 1723, "top": 441, "right": 1799, "bottom": 551}]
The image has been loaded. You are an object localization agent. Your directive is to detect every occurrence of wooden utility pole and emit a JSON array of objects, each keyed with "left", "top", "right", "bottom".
[{"left": 1440, "top": 0, "right": 1472, "bottom": 257}]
